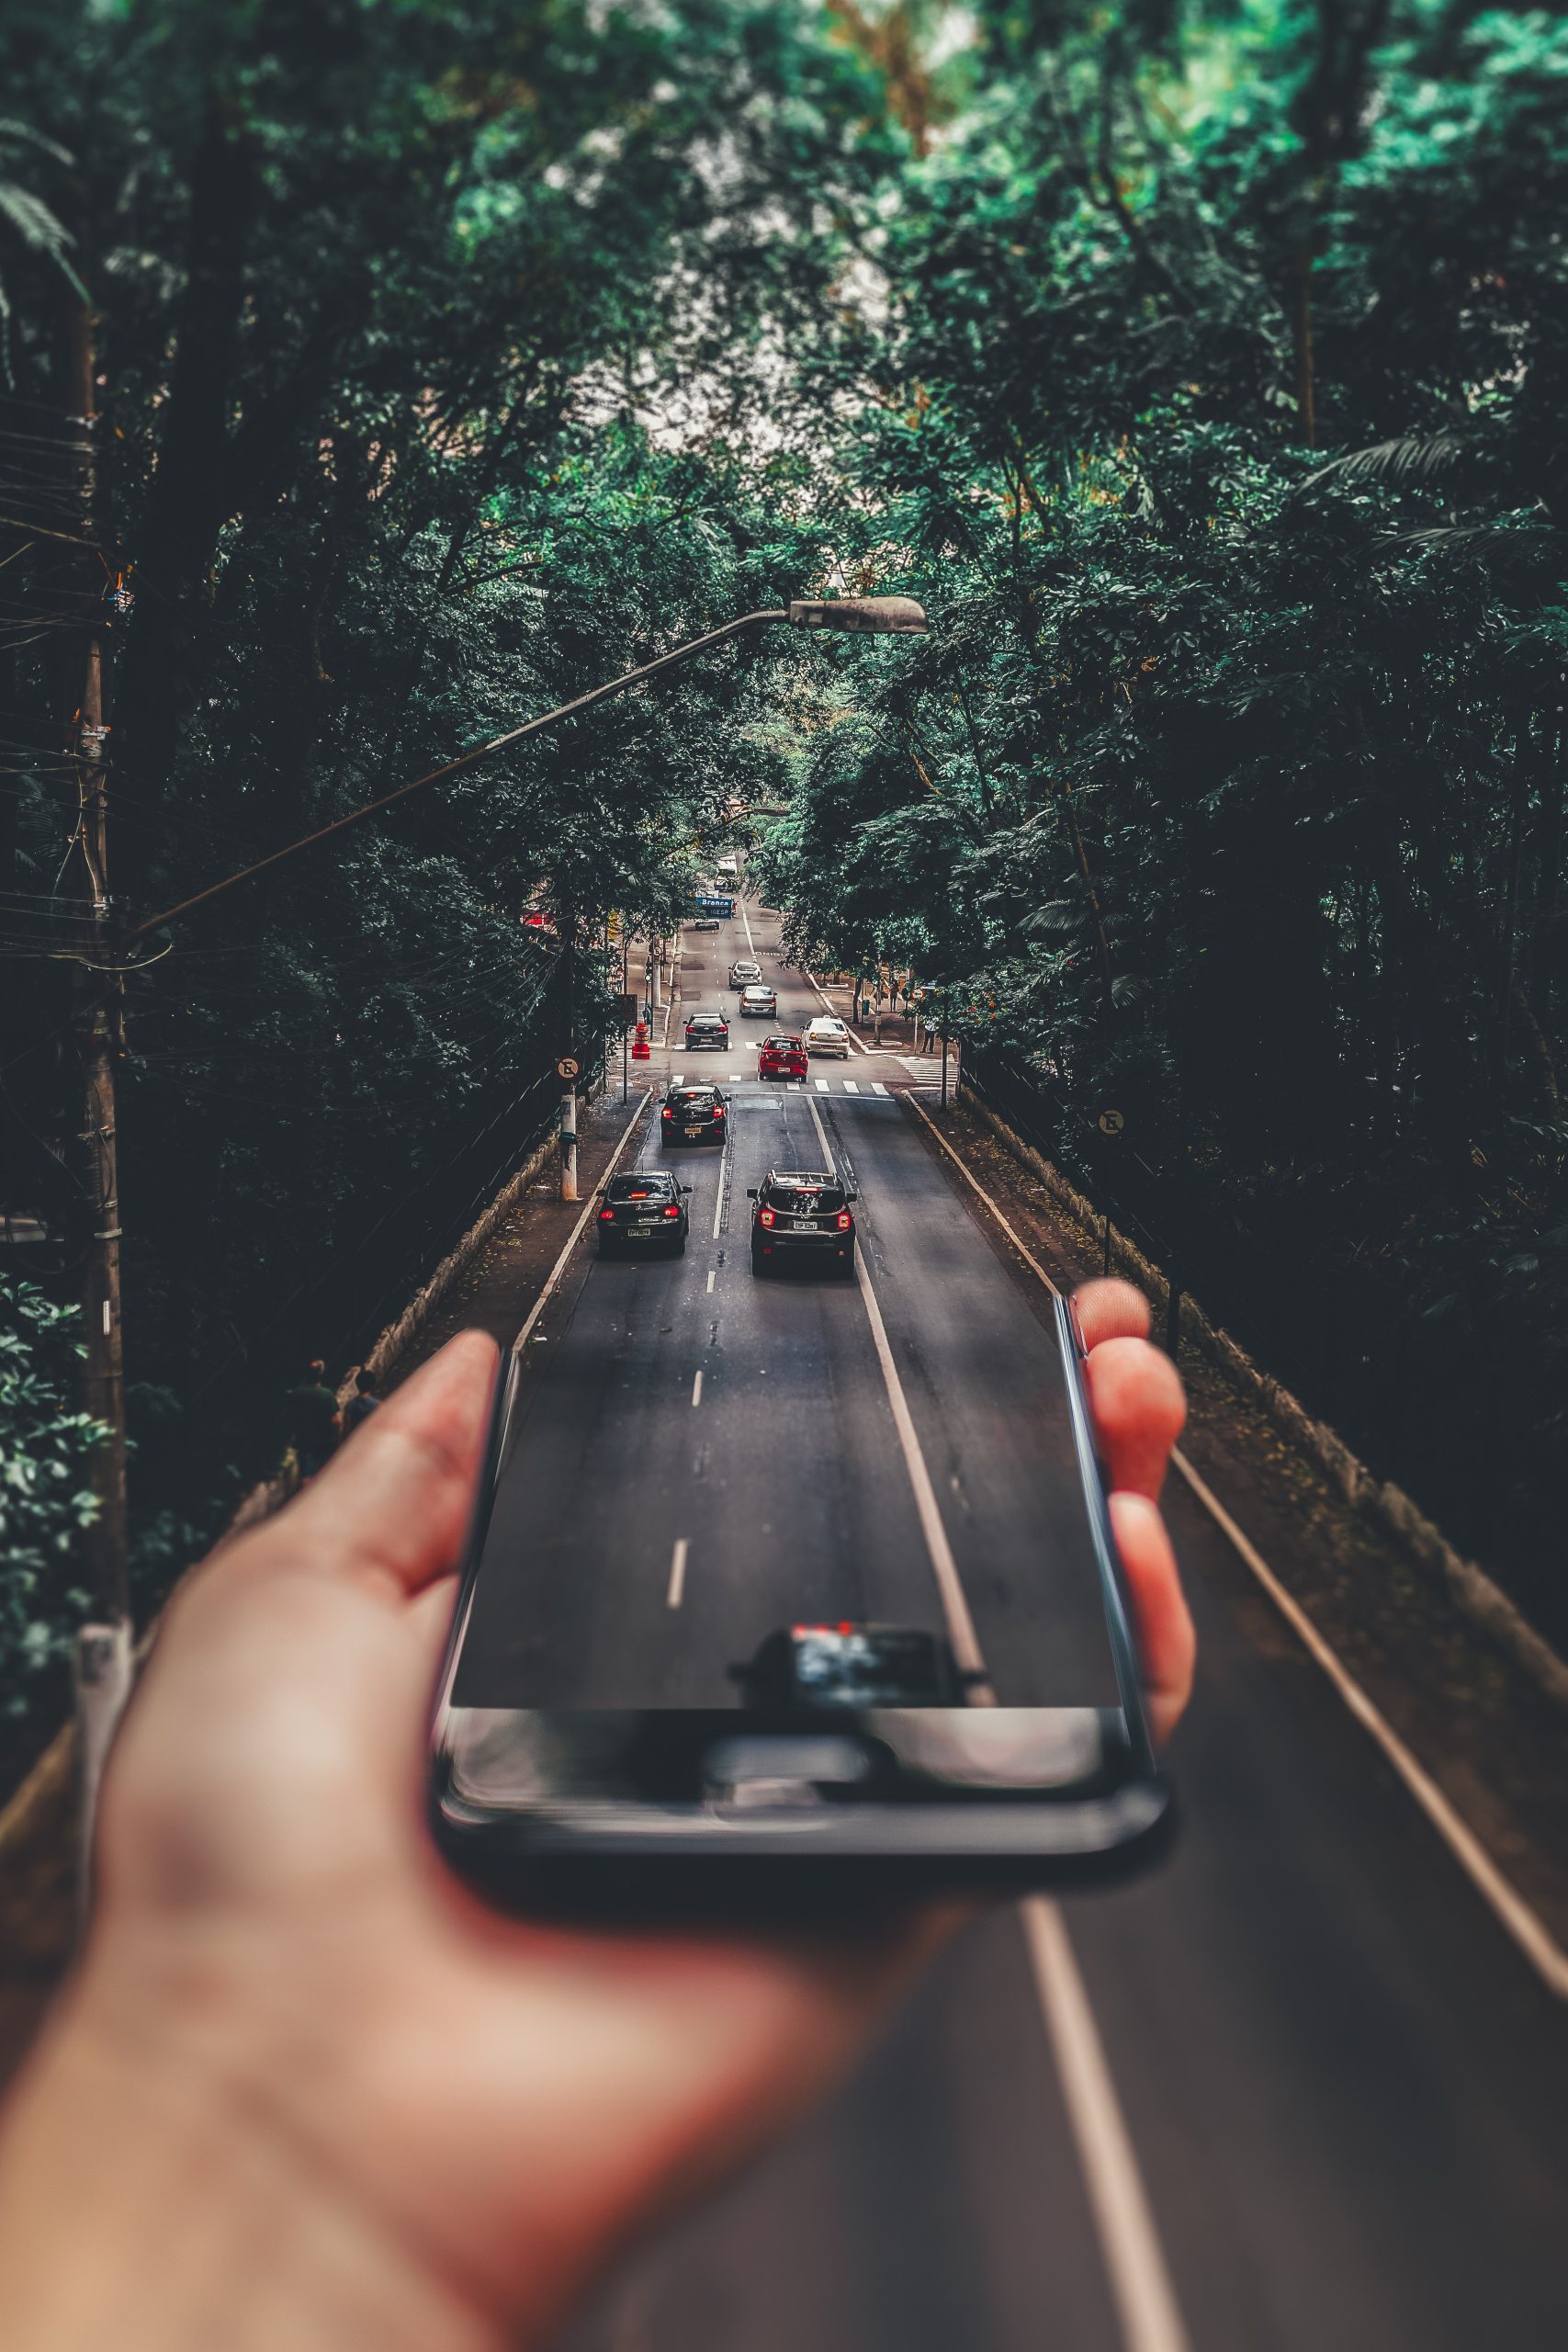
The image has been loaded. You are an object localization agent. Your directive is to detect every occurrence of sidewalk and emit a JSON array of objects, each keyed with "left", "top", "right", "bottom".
[{"left": 805, "top": 972, "right": 941, "bottom": 1057}]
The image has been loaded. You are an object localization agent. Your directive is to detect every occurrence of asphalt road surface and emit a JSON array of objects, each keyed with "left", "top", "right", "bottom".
[{"left": 463, "top": 902, "right": 1568, "bottom": 2352}]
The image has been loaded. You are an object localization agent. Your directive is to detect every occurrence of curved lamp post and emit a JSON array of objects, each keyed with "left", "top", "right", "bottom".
[{"left": 124, "top": 595, "right": 928, "bottom": 944}]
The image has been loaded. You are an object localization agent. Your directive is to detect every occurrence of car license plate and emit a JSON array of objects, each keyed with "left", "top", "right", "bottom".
[
  {"left": 628, "top": 1223, "right": 655, "bottom": 1238},
  {"left": 684, "top": 1125, "right": 704, "bottom": 1136},
  {"left": 789, "top": 1216, "right": 818, "bottom": 1232}
]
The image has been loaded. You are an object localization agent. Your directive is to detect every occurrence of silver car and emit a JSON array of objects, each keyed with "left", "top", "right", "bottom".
[
  {"left": 805, "top": 1016, "right": 851, "bottom": 1058},
  {"left": 740, "top": 984, "right": 777, "bottom": 1018}
]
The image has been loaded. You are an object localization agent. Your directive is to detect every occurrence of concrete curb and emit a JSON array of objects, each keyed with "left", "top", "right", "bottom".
[{"left": 961, "top": 1088, "right": 1568, "bottom": 1714}]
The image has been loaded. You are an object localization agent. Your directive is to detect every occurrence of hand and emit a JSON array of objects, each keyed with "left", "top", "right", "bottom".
[{"left": 0, "top": 1280, "right": 1190, "bottom": 2350}]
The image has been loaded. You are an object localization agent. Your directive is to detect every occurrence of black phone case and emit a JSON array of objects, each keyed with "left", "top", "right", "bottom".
[{"left": 429, "top": 1296, "right": 1176, "bottom": 1917}]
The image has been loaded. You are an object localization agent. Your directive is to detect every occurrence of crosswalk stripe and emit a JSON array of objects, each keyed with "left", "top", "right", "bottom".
[
  {"left": 872, "top": 1080, "right": 889, "bottom": 1095},
  {"left": 814, "top": 1078, "right": 829, "bottom": 1091},
  {"left": 842, "top": 1079, "right": 860, "bottom": 1094}
]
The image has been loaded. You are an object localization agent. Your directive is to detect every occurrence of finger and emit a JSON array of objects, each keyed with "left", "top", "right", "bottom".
[
  {"left": 1084, "top": 1333, "right": 1185, "bottom": 1500},
  {"left": 215, "top": 1332, "right": 500, "bottom": 1605},
  {"left": 1111, "top": 1491, "right": 1194, "bottom": 1747},
  {"left": 1072, "top": 1277, "right": 1150, "bottom": 1350}
]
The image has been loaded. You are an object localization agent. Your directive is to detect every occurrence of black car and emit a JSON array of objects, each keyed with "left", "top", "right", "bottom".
[
  {"left": 596, "top": 1170, "right": 691, "bottom": 1255},
  {"left": 660, "top": 1085, "right": 728, "bottom": 1147},
  {"left": 683, "top": 1012, "right": 729, "bottom": 1051},
  {"left": 730, "top": 1623, "right": 967, "bottom": 1710},
  {"left": 747, "top": 1167, "right": 857, "bottom": 1275}
]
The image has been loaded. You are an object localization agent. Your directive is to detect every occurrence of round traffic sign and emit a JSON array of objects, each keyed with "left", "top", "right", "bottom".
[
  {"left": 556, "top": 1056, "right": 581, "bottom": 1081},
  {"left": 1097, "top": 1108, "right": 1125, "bottom": 1137}
]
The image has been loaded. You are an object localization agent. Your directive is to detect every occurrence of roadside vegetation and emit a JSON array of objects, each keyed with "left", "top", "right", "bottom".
[{"left": 2, "top": 1, "right": 1564, "bottom": 1773}]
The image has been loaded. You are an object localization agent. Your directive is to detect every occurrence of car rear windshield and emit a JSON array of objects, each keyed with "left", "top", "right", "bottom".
[
  {"left": 687, "top": 1016, "right": 725, "bottom": 1028},
  {"left": 793, "top": 1634, "right": 944, "bottom": 1703},
  {"left": 606, "top": 1174, "right": 672, "bottom": 1201},
  {"left": 766, "top": 1179, "right": 845, "bottom": 1211},
  {"left": 668, "top": 1090, "right": 716, "bottom": 1109}
]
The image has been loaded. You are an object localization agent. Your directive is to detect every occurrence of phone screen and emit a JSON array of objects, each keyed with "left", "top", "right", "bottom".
[{"left": 436, "top": 1092, "right": 1150, "bottom": 1834}]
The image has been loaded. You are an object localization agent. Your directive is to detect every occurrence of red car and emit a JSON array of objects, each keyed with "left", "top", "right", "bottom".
[{"left": 758, "top": 1033, "right": 807, "bottom": 1080}]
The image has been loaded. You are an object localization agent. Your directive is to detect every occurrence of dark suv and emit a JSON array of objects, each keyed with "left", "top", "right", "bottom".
[
  {"left": 660, "top": 1085, "right": 728, "bottom": 1148},
  {"left": 747, "top": 1168, "right": 857, "bottom": 1276},
  {"left": 683, "top": 1012, "right": 729, "bottom": 1052},
  {"left": 596, "top": 1170, "right": 691, "bottom": 1256}
]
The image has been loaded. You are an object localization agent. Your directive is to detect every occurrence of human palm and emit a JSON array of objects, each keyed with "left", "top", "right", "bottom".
[{"left": 15, "top": 1285, "right": 1189, "bottom": 2347}]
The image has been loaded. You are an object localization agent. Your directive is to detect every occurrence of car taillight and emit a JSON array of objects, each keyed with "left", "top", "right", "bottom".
[
  {"left": 836, "top": 1211, "right": 852, "bottom": 1230},
  {"left": 759, "top": 1206, "right": 775, "bottom": 1227},
  {"left": 598, "top": 1208, "right": 615, "bottom": 1222},
  {"left": 663, "top": 1204, "right": 681, "bottom": 1218},
  {"left": 712, "top": 1104, "right": 725, "bottom": 1119}
]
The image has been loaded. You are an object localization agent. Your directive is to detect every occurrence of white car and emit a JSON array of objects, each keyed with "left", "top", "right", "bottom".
[{"left": 805, "top": 1016, "right": 851, "bottom": 1059}]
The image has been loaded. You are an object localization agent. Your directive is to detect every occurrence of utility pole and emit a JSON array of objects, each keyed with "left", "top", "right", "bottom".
[
  {"left": 558, "top": 909, "right": 579, "bottom": 1203},
  {"left": 66, "top": 213, "right": 133, "bottom": 1882}
]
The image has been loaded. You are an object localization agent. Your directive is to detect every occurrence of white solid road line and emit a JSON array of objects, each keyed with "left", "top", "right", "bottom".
[
  {"left": 511, "top": 1092, "right": 649, "bottom": 1352},
  {"left": 711, "top": 1146, "right": 728, "bottom": 1239},
  {"left": 802, "top": 1091, "right": 988, "bottom": 1685},
  {"left": 739, "top": 895, "right": 756, "bottom": 955},
  {"left": 852, "top": 1242, "right": 990, "bottom": 1684},
  {"left": 667, "top": 1538, "right": 689, "bottom": 1609},
  {"left": 802, "top": 1088, "right": 1190, "bottom": 2352},
  {"left": 1169, "top": 1451, "right": 1568, "bottom": 2000},
  {"left": 1023, "top": 1902, "right": 1192, "bottom": 2352},
  {"left": 901, "top": 1089, "right": 1568, "bottom": 2002},
  {"left": 691, "top": 1368, "right": 704, "bottom": 1409},
  {"left": 706, "top": 1269, "right": 716, "bottom": 1295}
]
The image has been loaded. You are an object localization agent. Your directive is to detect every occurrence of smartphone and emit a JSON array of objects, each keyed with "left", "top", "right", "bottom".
[{"left": 429, "top": 1286, "right": 1173, "bottom": 1913}]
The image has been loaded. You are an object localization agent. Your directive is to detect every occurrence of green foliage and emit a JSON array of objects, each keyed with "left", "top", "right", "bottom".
[
  {"left": 3, "top": 0, "right": 1566, "bottom": 1690},
  {"left": 0, "top": 0, "right": 874, "bottom": 1668},
  {"left": 761, "top": 3, "right": 1568, "bottom": 1624},
  {"left": 0, "top": 1279, "right": 98, "bottom": 1721}
]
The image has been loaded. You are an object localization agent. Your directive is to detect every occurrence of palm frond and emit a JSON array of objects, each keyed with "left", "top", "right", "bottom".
[
  {"left": 0, "top": 120, "right": 76, "bottom": 171},
  {"left": 0, "top": 185, "right": 86, "bottom": 302},
  {"left": 1023, "top": 899, "right": 1089, "bottom": 938},
  {"left": 1306, "top": 431, "right": 1464, "bottom": 491}
]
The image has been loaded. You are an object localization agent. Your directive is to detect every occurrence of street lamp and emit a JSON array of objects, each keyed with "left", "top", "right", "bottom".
[
  {"left": 120, "top": 589, "right": 929, "bottom": 1204},
  {"left": 123, "top": 594, "right": 929, "bottom": 944}
]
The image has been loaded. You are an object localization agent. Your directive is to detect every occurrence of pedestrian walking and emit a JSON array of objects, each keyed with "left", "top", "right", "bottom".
[
  {"left": 343, "top": 1365, "right": 381, "bottom": 1436},
  {"left": 286, "top": 1357, "right": 341, "bottom": 1484}
]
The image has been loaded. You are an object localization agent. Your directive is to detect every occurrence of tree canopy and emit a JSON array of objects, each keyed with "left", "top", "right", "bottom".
[{"left": 3, "top": 0, "right": 1566, "bottom": 1758}]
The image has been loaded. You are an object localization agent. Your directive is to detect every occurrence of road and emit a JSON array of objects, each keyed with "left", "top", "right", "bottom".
[{"left": 464, "top": 903, "right": 1568, "bottom": 2351}]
